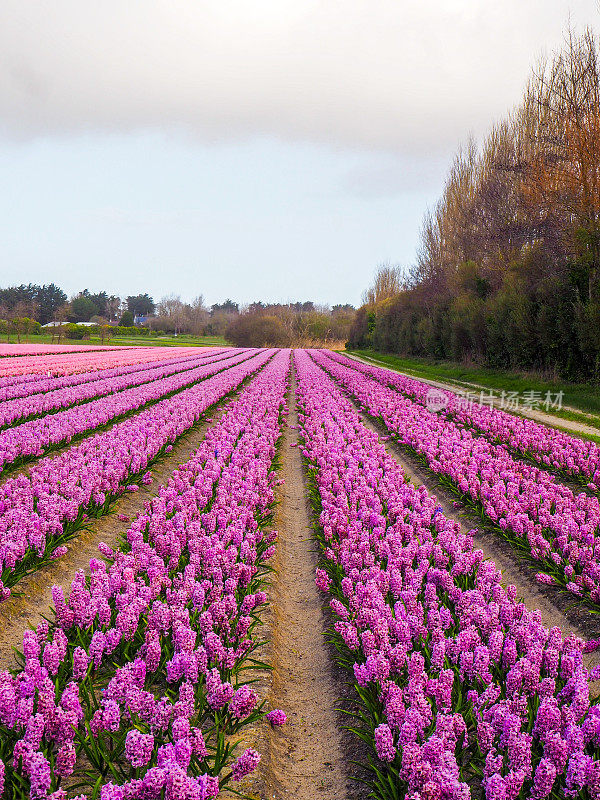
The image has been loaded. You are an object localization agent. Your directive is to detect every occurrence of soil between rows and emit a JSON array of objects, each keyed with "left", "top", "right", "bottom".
[{"left": 250, "top": 367, "right": 367, "bottom": 800}]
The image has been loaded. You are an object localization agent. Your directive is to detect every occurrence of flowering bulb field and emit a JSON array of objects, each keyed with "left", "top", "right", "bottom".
[
  {"left": 0, "top": 349, "right": 273, "bottom": 593},
  {"left": 311, "top": 349, "right": 600, "bottom": 606},
  {"left": 0, "top": 349, "right": 259, "bottom": 473},
  {"left": 0, "top": 349, "right": 229, "bottom": 405},
  {"left": 1, "top": 343, "right": 600, "bottom": 800},
  {"left": 296, "top": 349, "right": 600, "bottom": 799},
  {"left": 0, "top": 348, "right": 215, "bottom": 379},
  {"left": 324, "top": 351, "right": 600, "bottom": 489},
  {"left": 0, "top": 350, "right": 241, "bottom": 431},
  {"left": 0, "top": 345, "right": 134, "bottom": 359},
  {"left": 0, "top": 349, "right": 290, "bottom": 800}
]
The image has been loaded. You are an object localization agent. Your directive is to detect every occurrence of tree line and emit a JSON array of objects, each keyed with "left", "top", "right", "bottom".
[
  {"left": 349, "top": 26, "right": 600, "bottom": 380},
  {"left": 226, "top": 303, "right": 355, "bottom": 347},
  {"left": 0, "top": 285, "right": 237, "bottom": 337},
  {"left": 0, "top": 284, "right": 155, "bottom": 324},
  {"left": 0, "top": 283, "right": 355, "bottom": 345}
]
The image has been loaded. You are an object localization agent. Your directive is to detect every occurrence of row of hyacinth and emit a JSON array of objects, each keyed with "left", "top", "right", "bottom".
[
  {"left": 0, "top": 350, "right": 261, "bottom": 475},
  {"left": 0, "top": 348, "right": 228, "bottom": 405},
  {"left": 310, "top": 349, "right": 600, "bottom": 605},
  {"left": 0, "top": 350, "right": 241, "bottom": 430},
  {"left": 0, "top": 349, "right": 275, "bottom": 593},
  {"left": 0, "top": 347, "right": 208, "bottom": 381},
  {"left": 294, "top": 348, "right": 600, "bottom": 800},
  {"left": 324, "top": 351, "right": 600, "bottom": 490},
  {"left": 0, "top": 344, "right": 125, "bottom": 358},
  {"left": 0, "top": 349, "right": 290, "bottom": 800}
]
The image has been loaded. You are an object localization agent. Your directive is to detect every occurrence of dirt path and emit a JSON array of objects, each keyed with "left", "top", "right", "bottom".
[
  {"left": 355, "top": 409, "right": 600, "bottom": 678},
  {"left": 345, "top": 352, "right": 600, "bottom": 438},
  {"left": 0, "top": 398, "right": 234, "bottom": 670},
  {"left": 257, "top": 368, "right": 363, "bottom": 800}
]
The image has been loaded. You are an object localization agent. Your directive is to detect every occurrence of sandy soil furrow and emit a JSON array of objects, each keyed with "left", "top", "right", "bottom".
[{"left": 257, "top": 367, "right": 364, "bottom": 800}]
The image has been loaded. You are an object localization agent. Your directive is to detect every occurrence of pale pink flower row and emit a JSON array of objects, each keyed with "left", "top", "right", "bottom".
[
  {"left": 0, "top": 346, "right": 214, "bottom": 379},
  {"left": 0, "top": 347, "right": 229, "bottom": 403},
  {"left": 0, "top": 349, "right": 241, "bottom": 428}
]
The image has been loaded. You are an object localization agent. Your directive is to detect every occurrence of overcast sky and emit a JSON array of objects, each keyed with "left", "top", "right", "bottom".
[{"left": 0, "top": 1, "right": 598, "bottom": 306}]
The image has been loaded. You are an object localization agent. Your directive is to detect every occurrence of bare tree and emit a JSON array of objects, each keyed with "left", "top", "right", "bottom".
[
  {"left": 522, "top": 26, "right": 600, "bottom": 298},
  {"left": 362, "top": 264, "right": 404, "bottom": 307},
  {"left": 156, "top": 294, "right": 187, "bottom": 335},
  {"left": 51, "top": 303, "right": 71, "bottom": 343},
  {"left": 187, "top": 295, "right": 209, "bottom": 335}
]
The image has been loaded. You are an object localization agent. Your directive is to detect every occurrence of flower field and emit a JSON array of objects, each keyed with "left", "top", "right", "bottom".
[
  {"left": 1, "top": 343, "right": 600, "bottom": 800},
  {"left": 0, "top": 349, "right": 259, "bottom": 473},
  {"left": 324, "top": 352, "right": 600, "bottom": 489},
  {"left": 0, "top": 345, "right": 136, "bottom": 359},
  {"left": 311, "top": 349, "right": 600, "bottom": 606},
  {"left": 296, "top": 349, "right": 600, "bottom": 799},
  {"left": 0, "top": 349, "right": 229, "bottom": 405},
  {"left": 0, "top": 349, "right": 289, "bottom": 800},
  {"left": 0, "top": 348, "right": 215, "bottom": 379}
]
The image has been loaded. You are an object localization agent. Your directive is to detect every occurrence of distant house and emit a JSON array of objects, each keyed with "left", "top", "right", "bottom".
[
  {"left": 42, "top": 321, "right": 97, "bottom": 328},
  {"left": 134, "top": 315, "right": 149, "bottom": 326}
]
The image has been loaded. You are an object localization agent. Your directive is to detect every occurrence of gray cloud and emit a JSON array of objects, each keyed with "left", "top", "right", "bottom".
[{"left": 0, "top": 1, "right": 597, "bottom": 154}]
